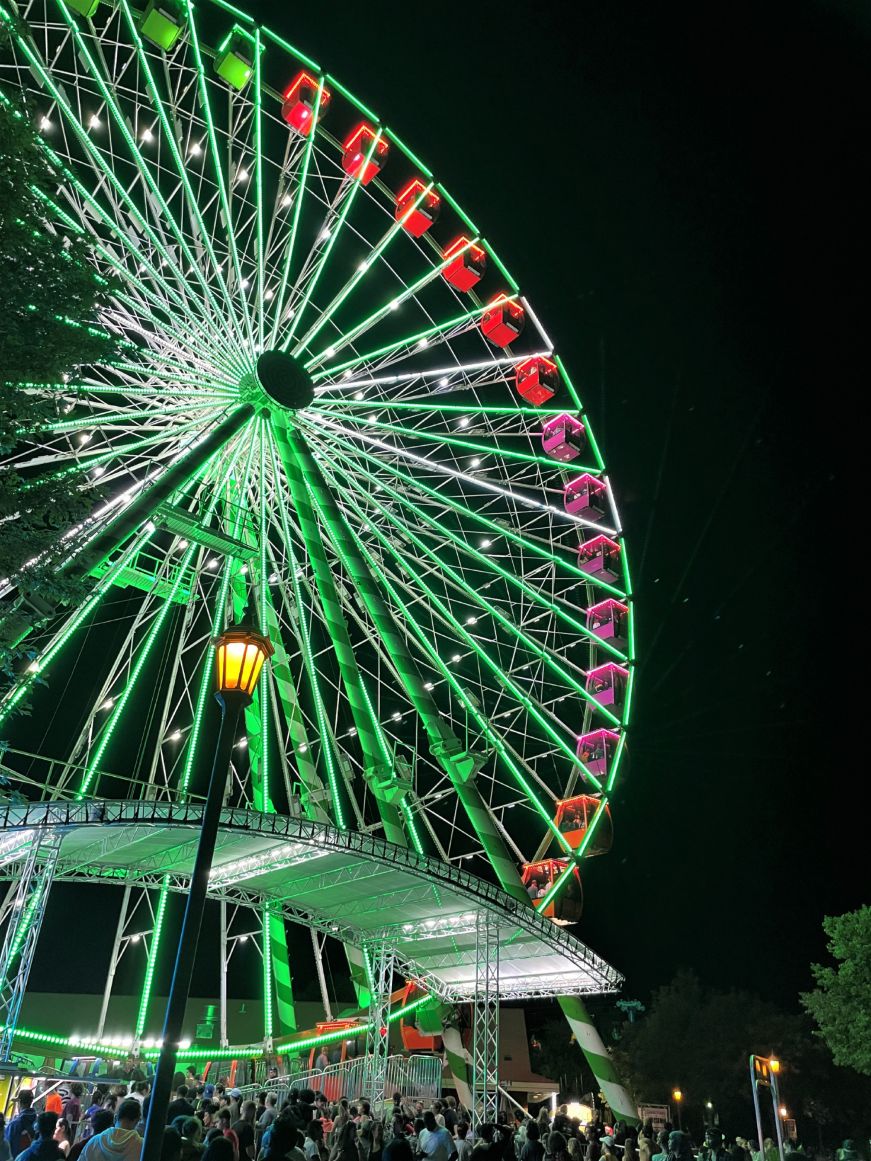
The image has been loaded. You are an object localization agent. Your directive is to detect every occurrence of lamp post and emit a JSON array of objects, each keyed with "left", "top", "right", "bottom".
[
  {"left": 140, "top": 618, "right": 273, "bottom": 1161},
  {"left": 672, "top": 1089, "right": 683, "bottom": 1131}
]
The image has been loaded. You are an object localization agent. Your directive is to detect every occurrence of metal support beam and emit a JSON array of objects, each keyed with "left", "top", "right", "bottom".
[
  {"left": 311, "top": 928, "right": 333, "bottom": 1020},
  {"left": 97, "top": 884, "right": 132, "bottom": 1041},
  {"left": 471, "top": 911, "right": 499, "bottom": 1127},
  {"left": 220, "top": 900, "right": 229, "bottom": 1048},
  {"left": 0, "top": 832, "right": 62, "bottom": 1061},
  {"left": 362, "top": 940, "right": 394, "bottom": 1115}
]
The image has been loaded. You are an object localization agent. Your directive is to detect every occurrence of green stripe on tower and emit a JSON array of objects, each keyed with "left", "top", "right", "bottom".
[{"left": 559, "top": 994, "right": 638, "bottom": 1125}]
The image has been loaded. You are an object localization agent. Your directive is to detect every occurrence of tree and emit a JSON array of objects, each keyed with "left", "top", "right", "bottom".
[
  {"left": 0, "top": 64, "right": 116, "bottom": 666},
  {"left": 802, "top": 906, "right": 871, "bottom": 1076}
]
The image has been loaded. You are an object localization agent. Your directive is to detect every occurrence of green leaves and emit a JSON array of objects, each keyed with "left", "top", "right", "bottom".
[{"left": 802, "top": 906, "right": 871, "bottom": 1076}]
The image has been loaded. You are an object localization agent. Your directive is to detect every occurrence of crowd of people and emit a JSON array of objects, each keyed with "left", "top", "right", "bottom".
[{"left": 0, "top": 1080, "right": 855, "bottom": 1161}]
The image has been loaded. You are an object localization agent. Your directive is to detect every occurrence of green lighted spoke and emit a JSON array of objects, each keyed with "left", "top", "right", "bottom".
[
  {"left": 0, "top": 527, "right": 153, "bottom": 729},
  {"left": 303, "top": 234, "right": 481, "bottom": 368},
  {"left": 343, "top": 475, "right": 622, "bottom": 725},
  {"left": 309, "top": 405, "right": 600, "bottom": 475},
  {"left": 269, "top": 420, "right": 405, "bottom": 844},
  {"left": 318, "top": 399, "right": 570, "bottom": 418},
  {"left": 26, "top": 1, "right": 240, "bottom": 371},
  {"left": 136, "top": 876, "right": 170, "bottom": 1039},
  {"left": 182, "top": 0, "right": 256, "bottom": 353},
  {"left": 293, "top": 182, "right": 439, "bottom": 357},
  {"left": 310, "top": 297, "right": 512, "bottom": 383},
  {"left": 40, "top": 400, "right": 224, "bottom": 437},
  {"left": 75, "top": 434, "right": 249, "bottom": 799},
  {"left": 321, "top": 437, "right": 627, "bottom": 661},
  {"left": 253, "top": 26, "right": 265, "bottom": 343},
  {"left": 318, "top": 501, "right": 574, "bottom": 855},
  {"left": 313, "top": 453, "right": 603, "bottom": 791},
  {"left": 265, "top": 431, "right": 347, "bottom": 830},
  {"left": 303, "top": 419, "right": 626, "bottom": 598},
  {"left": 280, "top": 129, "right": 385, "bottom": 350},
  {"left": 54, "top": 0, "right": 247, "bottom": 369},
  {"left": 115, "top": 0, "right": 251, "bottom": 361},
  {"left": 268, "top": 81, "right": 325, "bottom": 349}
]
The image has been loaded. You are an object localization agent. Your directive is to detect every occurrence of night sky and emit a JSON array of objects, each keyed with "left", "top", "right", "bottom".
[
  {"left": 227, "top": 0, "right": 860, "bottom": 1008},
  {"left": 23, "top": 1, "right": 866, "bottom": 1013}
]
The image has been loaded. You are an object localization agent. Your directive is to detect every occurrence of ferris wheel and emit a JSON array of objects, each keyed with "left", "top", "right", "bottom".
[{"left": 0, "top": 0, "right": 635, "bottom": 1111}]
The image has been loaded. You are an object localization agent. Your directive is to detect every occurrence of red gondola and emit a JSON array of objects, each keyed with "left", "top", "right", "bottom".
[
  {"left": 395, "top": 179, "right": 441, "bottom": 237},
  {"left": 521, "top": 858, "right": 583, "bottom": 924},
  {"left": 516, "top": 356, "right": 559, "bottom": 405},
  {"left": 554, "top": 794, "right": 613, "bottom": 857},
  {"left": 480, "top": 295, "right": 525, "bottom": 348},
  {"left": 399, "top": 982, "right": 443, "bottom": 1050},
  {"left": 281, "top": 71, "right": 331, "bottom": 135},
  {"left": 442, "top": 236, "right": 487, "bottom": 292},
  {"left": 342, "top": 123, "right": 389, "bottom": 184}
]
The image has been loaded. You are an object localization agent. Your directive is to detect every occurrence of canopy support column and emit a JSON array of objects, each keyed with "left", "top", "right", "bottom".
[
  {"left": 363, "top": 939, "right": 394, "bottom": 1115},
  {"left": 0, "top": 832, "right": 62, "bottom": 1061},
  {"left": 471, "top": 911, "right": 499, "bottom": 1127}
]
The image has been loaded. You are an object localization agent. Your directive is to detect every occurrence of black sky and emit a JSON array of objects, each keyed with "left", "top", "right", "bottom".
[
  {"left": 226, "top": 0, "right": 863, "bottom": 1007},
  {"left": 23, "top": 0, "right": 867, "bottom": 1012}
]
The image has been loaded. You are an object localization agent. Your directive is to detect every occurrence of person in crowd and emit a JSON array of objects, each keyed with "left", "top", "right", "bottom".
[
  {"left": 623, "top": 1140, "right": 637, "bottom": 1161},
  {"left": 201, "top": 1138, "right": 234, "bottom": 1161},
  {"left": 381, "top": 1136, "right": 411, "bottom": 1161},
  {"left": 664, "top": 1133, "right": 693, "bottom": 1161},
  {"left": 303, "top": 1121, "right": 326, "bottom": 1161},
  {"left": 53, "top": 1122, "right": 72, "bottom": 1159},
  {"left": 455, "top": 1125, "right": 472, "bottom": 1161},
  {"left": 69, "top": 1115, "right": 113, "bottom": 1161},
  {"left": 78, "top": 1099, "right": 141, "bottom": 1161},
  {"left": 14, "top": 1114, "right": 63, "bottom": 1161},
  {"left": 520, "top": 1124, "right": 543, "bottom": 1161},
  {"left": 231, "top": 1104, "right": 257, "bottom": 1161},
  {"left": 6, "top": 1092, "right": 38, "bottom": 1158},
  {"left": 0, "top": 1115, "right": 10, "bottom": 1161},
  {"left": 168, "top": 1093, "right": 196, "bottom": 1126},
  {"left": 566, "top": 1141, "right": 582, "bottom": 1161},
  {"left": 177, "top": 1120, "right": 203, "bottom": 1161},
  {"left": 328, "top": 1122, "right": 358, "bottom": 1161},
  {"left": 650, "top": 1132, "right": 669, "bottom": 1161},
  {"left": 418, "top": 1112, "right": 453, "bottom": 1161},
  {"left": 545, "top": 1133, "right": 568, "bottom": 1161},
  {"left": 161, "top": 1131, "right": 182, "bottom": 1161}
]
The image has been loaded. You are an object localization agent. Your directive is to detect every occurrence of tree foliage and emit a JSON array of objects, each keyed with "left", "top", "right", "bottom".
[
  {"left": 802, "top": 906, "right": 871, "bottom": 1076},
  {"left": 0, "top": 74, "right": 117, "bottom": 661},
  {"left": 611, "top": 970, "right": 871, "bottom": 1145}
]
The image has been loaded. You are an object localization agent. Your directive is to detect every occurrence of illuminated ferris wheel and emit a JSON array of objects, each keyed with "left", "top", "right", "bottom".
[{"left": 0, "top": 0, "right": 635, "bottom": 1116}]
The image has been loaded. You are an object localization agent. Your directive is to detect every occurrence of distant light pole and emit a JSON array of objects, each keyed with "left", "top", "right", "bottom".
[
  {"left": 672, "top": 1089, "right": 683, "bottom": 1131},
  {"left": 140, "top": 618, "right": 273, "bottom": 1161}
]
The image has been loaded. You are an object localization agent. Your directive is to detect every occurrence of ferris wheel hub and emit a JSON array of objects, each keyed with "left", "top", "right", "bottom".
[{"left": 254, "top": 349, "right": 315, "bottom": 411}]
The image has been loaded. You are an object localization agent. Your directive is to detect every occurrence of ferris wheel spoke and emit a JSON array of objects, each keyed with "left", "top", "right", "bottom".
[
  {"left": 332, "top": 463, "right": 622, "bottom": 729},
  {"left": 269, "top": 420, "right": 409, "bottom": 846},
  {"left": 278, "top": 141, "right": 383, "bottom": 350},
  {"left": 307, "top": 404, "right": 603, "bottom": 483},
  {"left": 309, "top": 296, "right": 509, "bottom": 383},
  {"left": 318, "top": 437, "right": 628, "bottom": 663},
  {"left": 181, "top": 0, "right": 256, "bottom": 354},
  {"left": 302, "top": 234, "right": 482, "bottom": 370},
  {"left": 266, "top": 83, "right": 325, "bottom": 348},
  {"left": 49, "top": 2, "right": 249, "bottom": 366},
  {"left": 317, "top": 465, "right": 602, "bottom": 796},
  {"left": 76, "top": 435, "right": 248, "bottom": 798},
  {"left": 294, "top": 181, "right": 445, "bottom": 357},
  {"left": 313, "top": 353, "right": 552, "bottom": 398},
  {"left": 303, "top": 415, "right": 626, "bottom": 599},
  {"left": 114, "top": 0, "right": 251, "bottom": 358},
  {"left": 331, "top": 522, "right": 564, "bottom": 858}
]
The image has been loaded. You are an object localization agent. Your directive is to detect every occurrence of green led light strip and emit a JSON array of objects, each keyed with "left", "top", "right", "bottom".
[{"left": 0, "top": 994, "right": 434, "bottom": 1060}]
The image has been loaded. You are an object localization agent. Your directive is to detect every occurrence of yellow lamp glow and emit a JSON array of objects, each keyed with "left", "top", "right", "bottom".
[
  {"left": 672, "top": 1089, "right": 683, "bottom": 1102},
  {"left": 566, "top": 1102, "right": 593, "bottom": 1123},
  {"left": 769, "top": 1057, "right": 780, "bottom": 1074},
  {"left": 213, "top": 622, "right": 274, "bottom": 697}
]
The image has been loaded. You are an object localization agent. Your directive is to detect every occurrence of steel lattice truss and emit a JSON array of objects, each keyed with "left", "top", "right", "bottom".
[{"left": 0, "top": 0, "right": 635, "bottom": 1048}]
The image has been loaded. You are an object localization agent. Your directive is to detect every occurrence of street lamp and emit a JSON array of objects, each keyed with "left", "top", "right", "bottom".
[
  {"left": 672, "top": 1089, "right": 683, "bottom": 1130},
  {"left": 140, "top": 617, "right": 273, "bottom": 1161}
]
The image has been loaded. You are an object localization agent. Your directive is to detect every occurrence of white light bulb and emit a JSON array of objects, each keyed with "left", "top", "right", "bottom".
[
  {"left": 391, "top": 711, "right": 401, "bottom": 721},
  {"left": 237, "top": 167, "right": 249, "bottom": 182},
  {"left": 424, "top": 681, "right": 434, "bottom": 691},
  {"left": 141, "top": 127, "right": 153, "bottom": 143},
  {"left": 458, "top": 417, "right": 470, "bottom": 428},
  {"left": 265, "top": 288, "right": 274, "bottom": 301},
  {"left": 88, "top": 113, "right": 101, "bottom": 129},
  {"left": 470, "top": 457, "right": 481, "bottom": 468},
  {"left": 480, "top": 539, "right": 491, "bottom": 549},
  {"left": 189, "top": 141, "right": 202, "bottom": 157},
  {"left": 39, "top": 116, "right": 51, "bottom": 131},
  {"left": 354, "top": 391, "right": 364, "bottom": 400},
  {"left": 451, "top": 654, "right": 461, "bottom": 663},
  {"left": 281, "top": 194, "right": 292, "bottom": 207},
  {"left": 324, "top": 346, "right": 336, "bottom": 359}
]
